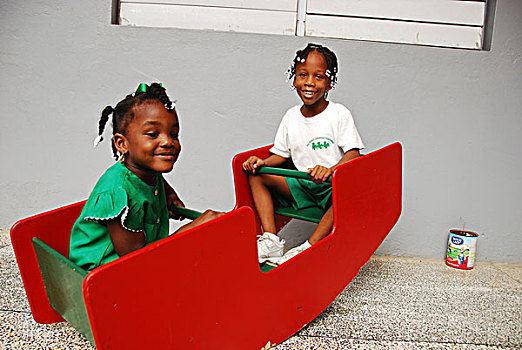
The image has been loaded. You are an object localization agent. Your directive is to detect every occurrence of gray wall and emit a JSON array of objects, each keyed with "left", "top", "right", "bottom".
[{"left": 1, "top": 0, "right": 520, "bottom": 262}]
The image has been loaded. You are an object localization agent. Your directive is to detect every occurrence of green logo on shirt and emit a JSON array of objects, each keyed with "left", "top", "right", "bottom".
[
  {"left": 312, "top": 141, "right": 330, "bottom": 150},
  {"left": 307, "top": 137, "right": 334, "bottom": 151}
]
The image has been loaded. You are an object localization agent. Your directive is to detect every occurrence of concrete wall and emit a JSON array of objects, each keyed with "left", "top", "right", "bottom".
[{"left": 1, "top": 0, "right": 520, "bottom": 262}]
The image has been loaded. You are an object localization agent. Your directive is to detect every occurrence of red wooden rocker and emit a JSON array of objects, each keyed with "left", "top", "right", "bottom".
[{"left": 10, "top": 142, "right": 402, "bottom": 349}]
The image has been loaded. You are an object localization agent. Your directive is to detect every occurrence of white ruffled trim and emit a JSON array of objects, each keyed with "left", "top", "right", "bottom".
[
  {"left": 84, "top": 206, "right": 145, "bottom": 236},
  {"left": 84, "top": 206, "right": 126, "bottom": 223}
]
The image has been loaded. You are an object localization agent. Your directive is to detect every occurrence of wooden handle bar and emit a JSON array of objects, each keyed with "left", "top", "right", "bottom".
[
  {"left": 255, "top": 167, "right": 331, "bottom": 184},
  {"left": 170, "top": 206, "right": 202, "bottom": 220},
  {"left": 170, "top": 167, "right": 331, "bottom": 221}
]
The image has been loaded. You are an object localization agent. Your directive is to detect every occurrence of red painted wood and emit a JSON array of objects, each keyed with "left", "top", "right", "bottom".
[
  {"left": 11, "top": 142, "right": 402, "bottom": 349},
  {"left": 84, "top": 142, "right": 402, "bottom": 349},
  {"left": 10, "top": 201, "right": 85, "bottom": 323},
  {"left": 231, "top": 144, "right": 294, "bottom": 233}
]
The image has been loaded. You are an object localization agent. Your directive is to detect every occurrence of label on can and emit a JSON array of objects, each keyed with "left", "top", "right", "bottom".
[{"left": 446, "top": 229, "right": 478, "bottom": 270}]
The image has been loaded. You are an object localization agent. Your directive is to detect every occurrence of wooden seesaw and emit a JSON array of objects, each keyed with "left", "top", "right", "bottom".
[{"left": 10, "top": 142, "right": 402, "bottom": 349}]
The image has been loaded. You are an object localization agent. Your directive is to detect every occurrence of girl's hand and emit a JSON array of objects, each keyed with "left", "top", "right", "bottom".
[
  {"left": 174, "top": 209, "right": 225, "bottom": 234},
  {"left": 307, "top": 165, "right": 332, "bottom": 184},
  {"left": 192, "top": 209, "right": 225, "bottom": 225},
  {"left": 168, "top": 197, "right": 186, "bottom": 220},
  {"left": 242, "top": 156, "right": 265, "bottom": 174}
]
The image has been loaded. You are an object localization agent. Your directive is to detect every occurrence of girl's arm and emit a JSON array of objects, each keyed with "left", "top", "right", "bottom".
[
  {"left": 173, "top": 209, "right": 225, "bottom": 235},
  {"left": 107, "top": 219, "right": 146, "bottom": 257},
  {"left": 164, "top": 180, "right": 185, "bottom": 220},
  {"left": 331, "top": 148, "right": 361, "bottom": 170},
  {"left": 242, "top": 154, "right": 288, "bottom": 174},
  {"left": 308, "top": 148, "right": 361, "bottom": 184},
  {"left": 107, "top": 209, "right": 225, "bottom": 257}
]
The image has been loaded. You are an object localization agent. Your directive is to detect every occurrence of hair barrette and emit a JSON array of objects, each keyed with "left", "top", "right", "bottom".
[
  {"left": 135, "top": 83, "right": 148, "bottom": 95},
  {"left": 93, "top": 135, "right": 103, "bottom": 148},
  {"left": 134, "top": 82, "right": 164, "bottom": 95}
]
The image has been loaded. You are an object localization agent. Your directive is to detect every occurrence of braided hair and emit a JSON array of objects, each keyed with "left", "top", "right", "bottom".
[
  {"left": 95, "top": 83, "right": 175, "bottom": 160},
  {"left": 286, "top": 43, "right": 339, "bottom": 89}
]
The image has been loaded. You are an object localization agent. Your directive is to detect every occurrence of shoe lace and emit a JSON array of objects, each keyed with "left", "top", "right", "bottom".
[
  {"left": 256, "top": 235, "right": 285, "bottom": 247},
  {"left": 285, "top": 245, "right": 306, "bottom": 259}
]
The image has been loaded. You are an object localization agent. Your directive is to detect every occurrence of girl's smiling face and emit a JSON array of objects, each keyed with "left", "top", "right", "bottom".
[
  {"left": 293, "top": 50, "right": 331, "bottom": 117},
  {"left": 114, "top": 101, "right": 180, "bottom": 184}
]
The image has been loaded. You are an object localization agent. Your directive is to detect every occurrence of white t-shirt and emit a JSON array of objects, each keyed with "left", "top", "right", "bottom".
[{"left": 270, "top": 102, "right": 364, "bottom": 172}]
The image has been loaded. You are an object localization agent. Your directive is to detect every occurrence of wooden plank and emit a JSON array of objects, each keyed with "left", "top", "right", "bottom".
[
  {"left": 33, "top": 238, "right": 93, "bottom": 344},
  {"left": 306, "top": 15, "right": 484, "bottom": 49},
  {"left": 120, "top": 3, "right": 297, "bottom": 35},
  {"left": 121, "top": 0, "right": 297, "bottom": 12},
  {"left": 274, "top": 206, "right": 324, "bottom": 223},
  {"left": 307, "top": 0, "right": 486, "bottom": 26}
]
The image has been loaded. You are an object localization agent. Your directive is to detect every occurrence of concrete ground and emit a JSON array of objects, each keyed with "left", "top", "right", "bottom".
[{"left": 1, "top": 228, "right": 521, "bottom": 350}]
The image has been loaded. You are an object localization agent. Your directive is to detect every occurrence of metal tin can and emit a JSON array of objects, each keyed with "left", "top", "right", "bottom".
[{"left": 446, "top": 229, "right": 479, "bottom": 270}]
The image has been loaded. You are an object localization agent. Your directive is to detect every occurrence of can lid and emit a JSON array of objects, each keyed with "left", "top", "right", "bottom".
[{"left": 450, "top": 229, "right": 478, "bottom": 238}]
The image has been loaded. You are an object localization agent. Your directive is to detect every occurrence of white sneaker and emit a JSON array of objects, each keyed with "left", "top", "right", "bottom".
[
  {"left": 257, "top": 232, "right": 285, "bottom": 263},
  {"left": 268, "top": 240, "right": 311, "bottom": 265}
]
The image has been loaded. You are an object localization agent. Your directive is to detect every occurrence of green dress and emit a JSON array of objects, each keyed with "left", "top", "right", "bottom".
[{"left": 69, "top": 162, "right": 169, "bottom": 272}]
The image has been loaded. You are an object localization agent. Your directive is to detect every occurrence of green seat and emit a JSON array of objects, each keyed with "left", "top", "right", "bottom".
[
  {"left": 32, "top": 238, "right": 94, "bottom": 344},
  {"left": 274, "top": 205, "right": 325, "bottom": 223}
]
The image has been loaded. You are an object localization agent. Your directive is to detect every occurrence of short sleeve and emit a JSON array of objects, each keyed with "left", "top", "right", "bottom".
[
  {"left": 337, "top": 106, "right": 365, "bottom": 153},
  {"left": 269, "top": 113, "right": 291, "bottom": 158},
  {"left": 83, "top": 187, "right": 145, "bottom": 233}
]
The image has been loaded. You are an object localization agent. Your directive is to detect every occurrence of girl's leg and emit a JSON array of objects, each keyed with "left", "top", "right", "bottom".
[
  {"left": 248, "top": 174, "right": 293, "bottom": 234},
  {"left": 308, "top": 206, "right": 333, "bottom": 244}
]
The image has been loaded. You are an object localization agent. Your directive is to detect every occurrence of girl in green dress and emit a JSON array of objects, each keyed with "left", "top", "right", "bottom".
[{"left": 69, "top": 83, "right": 223, "bottom": 271}]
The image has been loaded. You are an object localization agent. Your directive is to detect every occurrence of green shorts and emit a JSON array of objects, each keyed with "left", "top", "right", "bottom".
[{"left": 275, "top": 177, "right": 332, "bottom": 211}]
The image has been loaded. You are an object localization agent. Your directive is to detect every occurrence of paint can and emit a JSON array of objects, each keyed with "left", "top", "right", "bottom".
[{"left": 446, "top": 229, "right": 479, "bottom": 270}]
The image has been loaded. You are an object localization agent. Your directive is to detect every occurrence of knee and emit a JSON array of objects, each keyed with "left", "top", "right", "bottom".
[
  {"left": 248, "top": 173, "right": 266, "bottom": 189},
  {"left": 248, "top": 173, "right": 260, "bottom": 187}
]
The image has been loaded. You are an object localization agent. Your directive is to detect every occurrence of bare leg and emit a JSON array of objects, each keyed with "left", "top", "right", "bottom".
[
  {"left": 248, "top": 174, "right": 294, "bottom": 234},
  {"left": 308, "top": 206, "right": 333, "bottom": 245}
]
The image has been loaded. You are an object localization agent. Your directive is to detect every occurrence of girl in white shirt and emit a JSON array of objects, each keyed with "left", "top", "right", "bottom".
[{"left": 242, "top": 44, "right": 364, "bottom": 265}]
